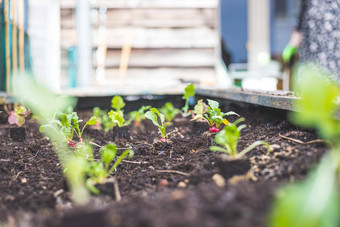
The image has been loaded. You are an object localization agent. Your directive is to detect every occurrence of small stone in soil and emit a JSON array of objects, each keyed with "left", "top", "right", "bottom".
[
  {"left": 171, "top": 190, "right": 186, "bottom": 200},
  {"left": 212, "top": 174, "right": 225, "bottom": 187},
  {"left": 177, "top": 182, "right": 186, "bottom": 188},
  {"left": 269, "top": 144, "right": 280, "bottom": 152}
]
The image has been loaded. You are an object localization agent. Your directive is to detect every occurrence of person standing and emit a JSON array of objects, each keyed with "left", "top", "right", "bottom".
[{"left": 282, "top": 0, "right": 340, "bottom": 83}]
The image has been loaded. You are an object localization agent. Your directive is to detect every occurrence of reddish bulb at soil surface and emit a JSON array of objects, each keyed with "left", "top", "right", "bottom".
[
  {"left": 209, "top": 127, "right": 220, "bottom": 133},
  {"left": 79, "top": 138, "right": 83, "bottom": 142},
  {"left": 159, "top": 179, "right": 169, "bottom": 187},
  {"left": 95, "top": 120, "right": 101, "bottom": 127},
  {"left": 69, "top": 141, "right": 75, "bottom": 146},
  {"left": 160, "top": 138, "right": 167, "bottom": 142}
]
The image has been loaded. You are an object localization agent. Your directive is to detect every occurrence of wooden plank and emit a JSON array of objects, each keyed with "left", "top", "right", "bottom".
[
  {"left": 103, "top": 68, "right": 216, "bottom": 84},
  {"left": 60, "top": 67, "right": 217, "bottom": 90},
  {"left": 61, "top": 27, "right": 218, "bottom": 49},
  {"left": 11, "top": 0, "right": 17, "bottom": 75},
  {"left": 18, "top": 0, "right": 24, "bottom": 70},
  {"left": 105, "top": 49, "right": 215, "bottom": 68},
  {"left": 4, "top": 0, "right": 10, "bottom": 94},
  {"left": 60, "top": 0, "right": 218, "bottom": 9},
  {"left": 61, "top": 48, "right": 215, "bottom": 68},
  {"left": 61, "top": 8, "right": 215, "bottom": 29}
]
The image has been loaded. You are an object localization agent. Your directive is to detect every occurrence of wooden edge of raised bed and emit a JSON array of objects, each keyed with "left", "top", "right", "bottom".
[{"left": 1, "top": 88, "right": 300, "bottom": 112}]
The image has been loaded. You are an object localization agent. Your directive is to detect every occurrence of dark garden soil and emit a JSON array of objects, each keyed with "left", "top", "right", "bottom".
[{"left": 0, "top": 102, "right": 327, "bottom": 227}]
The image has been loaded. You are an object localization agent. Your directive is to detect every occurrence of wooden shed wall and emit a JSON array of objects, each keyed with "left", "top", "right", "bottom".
[{"left": 60, "top": 0, "right": 220, "bottom": 89}]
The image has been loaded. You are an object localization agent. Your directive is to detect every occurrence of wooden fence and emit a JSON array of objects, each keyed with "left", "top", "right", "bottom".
[{"left": 0, "top": 0, "right": 30, "bottom": 94}]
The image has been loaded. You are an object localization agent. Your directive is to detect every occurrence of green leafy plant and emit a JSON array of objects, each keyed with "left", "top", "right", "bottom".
[
  {"left": 92, "top": 107, "right": 115, "bottom": 132},
  {"left": 210, "top": 118, "right": 270, "bottom": 158},
  {"left": 269, "top": 153, "right": 340, "bottom": 227},
  {"left": 73, "top": 143, "right": 134, "bottom": 194},
  {"left": 7, "top": 105, "right": 31, "bottom": 127},
  {"left": 108, "top": 95, "right": 127, "bottom": 127},
  {"left": 192, "top": 99, "right": 239, "bottom": 132},
  {"left": 190, "top": 99, "right": 208, "bottom": 122},
  {"left": 290, "top": 68, "right": 340, "bottom": 147},
  {"left": 12, "top": 75, "right": 89, "bottom": 204},
  {"left": 127, "top": 105, "right": 151, "bottom": 125},
  {"left": 182, "top": 84, "right": 195, "bottom": 114},
  {"left": 269, "top": 65, "right": 340, "bottom": 227},
  {"left": 160, "top": 102, "right": 180, "bottom": 122},
  {"left": 40, "top": 112, "right": 97, "bottom": 146},
  {"left": 145, "top": 108, "right": 171, "bottom": 141}
]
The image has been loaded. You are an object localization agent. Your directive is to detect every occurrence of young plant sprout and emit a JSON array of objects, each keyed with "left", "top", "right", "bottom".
[
  {"left": 127, "top": 105, "right": 151, "bottom": 125},
  {"left": 6, "top": 105, "right": 31, "bottom": 127},
  {"left": 160, "top": 102, "right": 180, "bottom": 122},
  {"left": 210, "top": 118, "right": 270, "bottom": 158},
  {"left": 108, "top": 95, "right": 127, "bottom": 127},
  {"left": 191, "top": 99, "right": 208, "bottom": 122},
  {"left": 182, "top": 84, "right": 195, "bottom": 114},
  {"left": 40, "top": 112, "right": 97, "bottom": 146},
  {"left": 192, "top": 99, "right": 239, "bottom": 133},
  {"left": 145, "top": 108, "right": 171, "bottom": 141},
  {"left": 74, "top": 143, "right": 134, "bottom": 194},
  {"left": 93, "top": 107, "right": 115, "bottom": 132}
]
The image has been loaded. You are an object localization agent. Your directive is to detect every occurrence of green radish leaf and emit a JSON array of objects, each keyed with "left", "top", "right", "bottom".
[
  {"left": 108, "top": 110, "right": 125, "bottom": 127},
  {"left": 209, "top": 146, "right": 228, "bottom": 153},
  {"left": 145, "top": 110, "right": 160, "bottom": 127},
  {"left": 39, "top": 125, "right": 45, "bottom": 132},
  {"left": 193, "top": 99, "right": 207, "bottom": 117},
  {"left": 93, "top": 107, "right": 101, "bottom": 117},
  {"left": 183, "top": 84, "right": 195, "bottom": 99},
  {"left": 150, "top": 108, "right": 165, "bottom": 125},
  {"left": 207, "top": 99, "right": 219, "bottom": 109},
  {"left": 160, "top": 102, "right": 180, "bottom": 122},
  {"left": 111, "top": 96, "right": 125, "bottom": 111},
  {"left": 86, "top": 116, "right": 98, "bottom": 126},
  {"left": 224, "top": 111, "right": 239, "bottom": 117},
  {"left": 100, "top": 143, "right": 117, "bottom": 168},
  {"left": 59, "top": 113, "right": 70, "bottom": 127},
  {"left": 15, "top": 106, "right": 27, "bottom": 115}
]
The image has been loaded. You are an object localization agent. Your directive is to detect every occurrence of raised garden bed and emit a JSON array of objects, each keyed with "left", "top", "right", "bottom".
[{"left": 0, "top": 94, "right": 326, "bottom": 227}]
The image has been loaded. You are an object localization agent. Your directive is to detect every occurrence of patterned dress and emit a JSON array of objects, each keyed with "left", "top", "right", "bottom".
[{"left": 297, "top": 0, "right": 340, "bottom": 82}]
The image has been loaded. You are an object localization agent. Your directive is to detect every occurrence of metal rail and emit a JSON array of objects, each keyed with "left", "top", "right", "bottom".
[{"left": 196, "top": 88, "right": 298, "bottom": 111}]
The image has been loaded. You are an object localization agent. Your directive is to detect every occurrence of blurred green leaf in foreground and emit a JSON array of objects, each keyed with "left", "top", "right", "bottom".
[
  {"left": 13, "top": 74, "right": 89, "bottom": 205},
  {"left": 269, "top": 65, "right": 340, "bottom": 227}
]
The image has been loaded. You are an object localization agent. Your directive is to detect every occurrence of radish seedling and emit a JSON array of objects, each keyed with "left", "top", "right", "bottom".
[
  {"left": 127, "top": 105, "right": 151, "bottom": 125},
  {"left": 6, "top": 105, "right": 31, "bottom": 127},
  {"left": 192, "top": 99, "right": 239, "bottom": 133},
  {"left": 74, "top": 143, "right": 134, "bottom": 194},
  {"left": 93, "top": 107, "right": 115, "bottom": 132},
  {"left": 40, "top": 112, "right": 97, "bottom": 146},
  {"left": 145, "top": 108, "right": 171, "bottom": 141},
  {"left": 182, "top": 84, "right": 195, "bottom": 114},
  {"left": 210, "top": 118, "right": 270, "bottom": 158},
  {"left": 191, "top": 99, "right": 208, "bottom": 122},
  {"left": 108, "top": 95, "right": 127, "bottom": 127},
  {"left": 160, "top": 102, "right": 180, "bottom": 122}
]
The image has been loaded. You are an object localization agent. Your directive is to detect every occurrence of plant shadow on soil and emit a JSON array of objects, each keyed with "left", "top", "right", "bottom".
[{"left": 0, "top": 102, "right": 327, "bottom": 227}]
